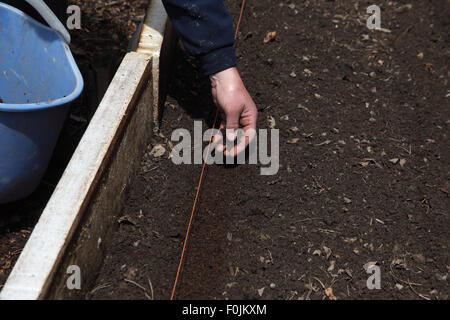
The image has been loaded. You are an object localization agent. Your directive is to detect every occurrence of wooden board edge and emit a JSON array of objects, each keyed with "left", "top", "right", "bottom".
[{"left": 0, "top": 52, "right": 152, "bottom": 300}]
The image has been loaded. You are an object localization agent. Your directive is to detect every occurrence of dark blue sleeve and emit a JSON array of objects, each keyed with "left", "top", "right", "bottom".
[{"left": 162, "top": 0, "right": 237, "bottom": 75}]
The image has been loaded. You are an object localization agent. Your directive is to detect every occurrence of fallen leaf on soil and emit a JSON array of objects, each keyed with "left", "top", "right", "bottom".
[
  {"left": 303, "top": 68, "right": 313, "bottom": 76},
  {"left": 287, "top": 138, "right": 300, "bottom": 144},
  {"left": 328, "top": 260, "right": 336, "bottom": 272},
  {"left": 263, "top": 31, "right": 277, "bottom": 44},
  {"left": 297, "top": 104, "right": 311, "bottom": 112},
  {"left": 117, "top": 215, "right": 136, "bottom": 226},
  {"left": 399, "top": 159, "right": 406, "bottom": 167},
  {"left": 322, "top": 245, "right": 332, "bottom": 260},
  {"left": 359, "top": 161, "right": 370, "bottom": 167},
  {"left": 344, "top": 237, "right": 357, "bottom": 243},
  {"left": 226, "top": 282, "right": 237, "bottom": 288},
  {"left": 363, "top": 261, "right": 378, "bottom": 271},
  {"left": 343, "top": 197, "right": 352, "bottom": 204},
  {"left": 267, "top": 116, "right": 276, "bottom": 129},
  {"left": 290, "top": 126, "right": 300, "bottom": 132},
  {"left": 313, "top": 249, "right": 321, "bottom": 256},
  {"left": 325, "top": 287, "right": 337, "bottom": 300},
  {"left": 257, "top": 287, "right": 265, "bottom": 297},
  {"left": 392, "top": 258, "right": 407, "bottom": 269},
  {"left": 389, "top": 158, "right": 399, "bottom": 164},
  {"left": 150, "top": 144, "right": 166, "bottom": 158}
]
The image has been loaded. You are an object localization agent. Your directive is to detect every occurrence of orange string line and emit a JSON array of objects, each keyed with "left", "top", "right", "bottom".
[
  {"left": 170, "top": 0, "right": 247, "bottom": 300},
  {"left": 235, "top": 0, "right": 246, "bottom": 41}
]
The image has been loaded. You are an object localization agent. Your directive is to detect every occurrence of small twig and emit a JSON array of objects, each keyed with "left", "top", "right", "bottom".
[
  {"left": 89, "top": 283, "right": 111, "bottom": 295},
  {"left": 312, "top": 277, "right": 326, "bottom": 290},
  {"left": 97, "top": 0, "right": 125, "bottom": 9},
  {"left": 306, "top": 264, "right": 313, "bottom": 300},
  {"left": 124, "top": 279, "right": 152, "bottom": 300},
  {"left": 148, "top": 278, "right": 154, "bottom": 300},
  {"left": 124, "top": 279, "right": 147, "bottom": 291},
  {"left": 267, "top": 249, "right": 274, "bottom": 264},
  {"left": 408, "top": 282, "right": 431, "bottom": 300},
  {"left": 389, "top": 264, "right": 422, "bottom": 286}
]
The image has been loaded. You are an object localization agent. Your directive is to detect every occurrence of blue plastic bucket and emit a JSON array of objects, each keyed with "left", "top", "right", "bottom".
[{"left": 0, "top": 3, "right": 83, "bottom": 203}]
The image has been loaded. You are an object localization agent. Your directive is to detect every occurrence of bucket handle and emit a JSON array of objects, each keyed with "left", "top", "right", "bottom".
[{"left": 25, "top": 0, "right": 71, "bottom": 44}]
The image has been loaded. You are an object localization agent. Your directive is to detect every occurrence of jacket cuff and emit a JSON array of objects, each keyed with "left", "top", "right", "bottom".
[{"left": 199, "top": 46, "right": 237, "bottom": 76}]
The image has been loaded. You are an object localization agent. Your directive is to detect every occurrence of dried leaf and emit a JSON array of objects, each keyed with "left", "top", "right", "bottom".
[
  {"left": 325, "top": 287, "right": 337, "bottom": 300},
  {"left": 150, "top": 144, "right": 166, "bottom": 158},
  {"left": 328, "top": 260, "right": 336, "bottom": 272},
  {"left": 263, "top": 31, "right": 277, "bottom": 44},
  {"left": 389, "top": 158, "right": 399, "bottom": 164},
  {"left": 344, "top": 237, "right": 357, "bottom": 243},
  {"left": 322, "top": 245, "right": 332, "bottom": 260},
  {"left": 287, "top": 138, "right": 300, "bottom": 144},
  {"left": 267, "top": 116, "right": 276, "bottom": 129},
  {"left": 257, "top": 287, "right": 265, "bottom": 296},
  {"left": 117, "top": 215, "right": 136, "bottom": 226},
  {"left": 297, "top": 104, "right": 311, "bottom": 112},
  {"left": 359, "top": 161, "right": 369, "bottom": 167}
]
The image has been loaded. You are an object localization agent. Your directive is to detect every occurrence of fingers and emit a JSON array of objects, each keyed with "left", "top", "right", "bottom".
[
  {"left": 225, "top": 128, "right": 257, "bottom": 157},
  {"left": 224, "top": 108, "right": 241, "bottom": 142},
  {"left": 213, "top": 119, "right": 226, "bottom": 153},
  {"left": 208, "top": 67, "right": 259, "bottom": 159}
]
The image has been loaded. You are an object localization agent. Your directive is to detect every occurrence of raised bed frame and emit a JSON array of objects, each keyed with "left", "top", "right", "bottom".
[{"left": 0, "top": 0, "right": 177, "bottom": 300}]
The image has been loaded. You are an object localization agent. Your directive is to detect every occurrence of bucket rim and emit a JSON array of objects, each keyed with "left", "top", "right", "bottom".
[{"left": 0, "top": 2, "right": 84, "bottom": 112}]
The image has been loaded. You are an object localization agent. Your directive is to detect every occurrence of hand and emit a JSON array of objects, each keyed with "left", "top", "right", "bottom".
[{"left": 210, "top": 67, "right": 258, "bottom": 157}]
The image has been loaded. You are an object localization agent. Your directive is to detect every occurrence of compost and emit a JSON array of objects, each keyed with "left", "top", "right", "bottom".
[{"left": 91, "top": 0, "right": 449, "bottom": 300}]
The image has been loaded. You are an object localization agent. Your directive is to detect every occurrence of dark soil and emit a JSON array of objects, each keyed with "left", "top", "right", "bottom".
[
  {"left": 0, "top": 0, "right": 148, "bottom": 290},
  {"left": 91, "top": 0, "right": 449, "bottom": 300}
]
